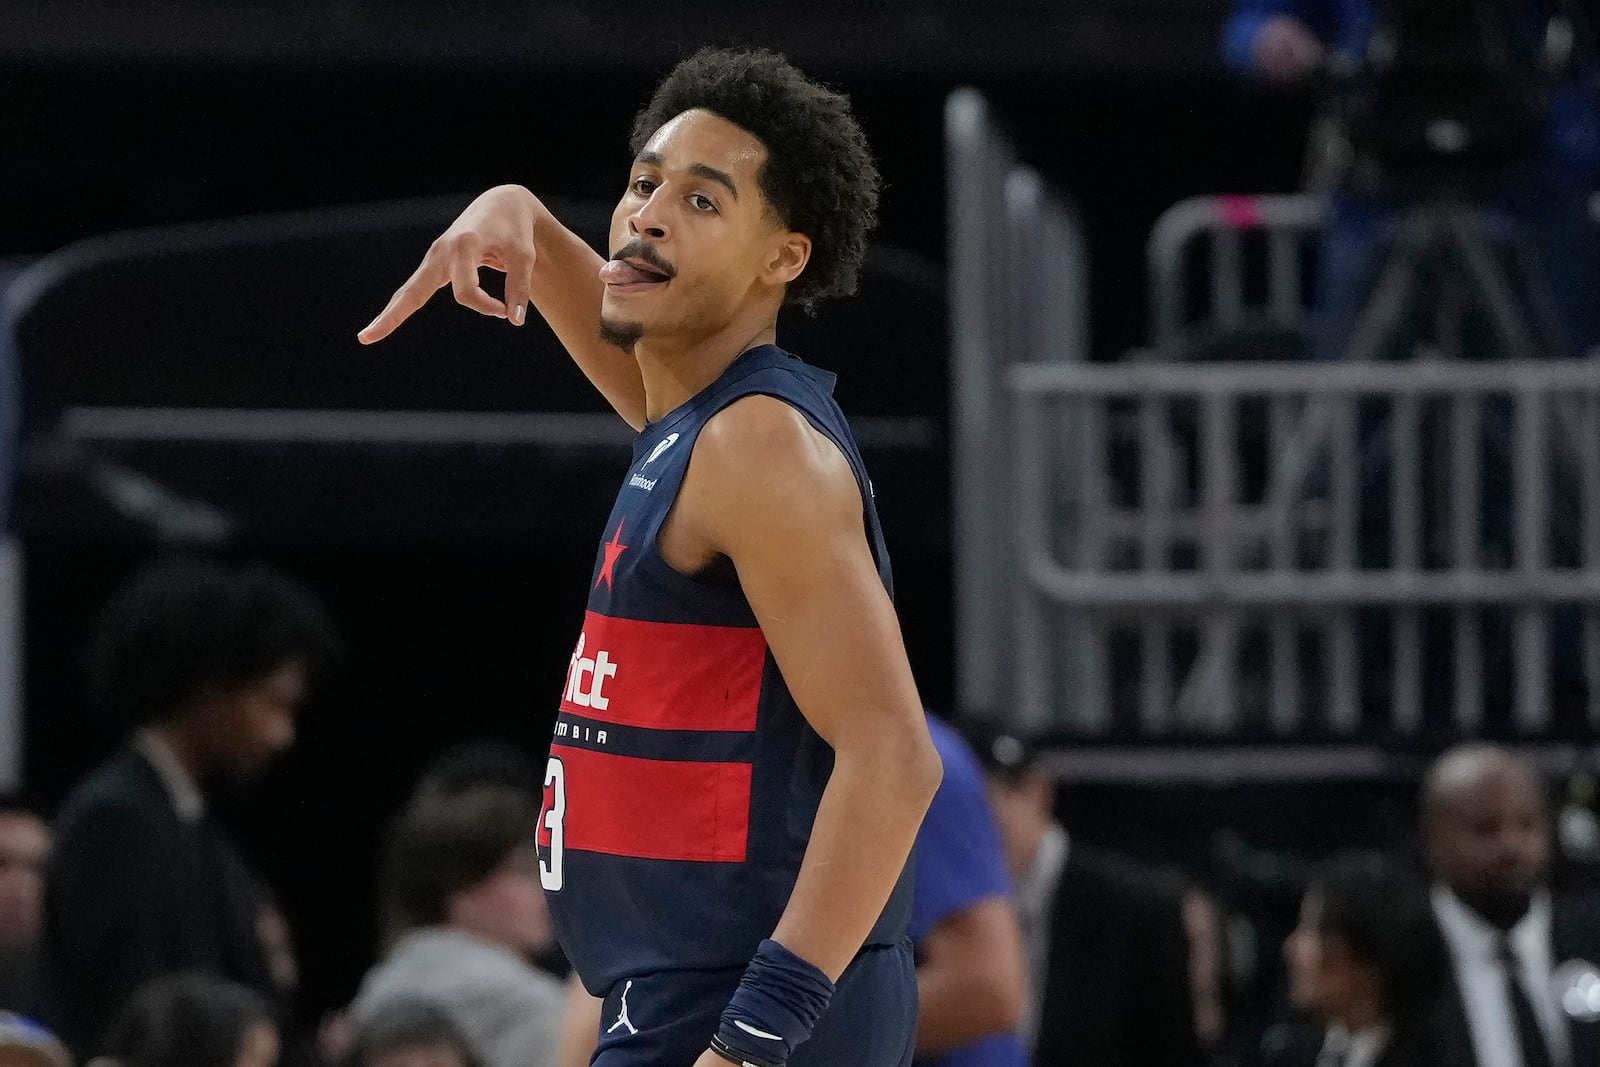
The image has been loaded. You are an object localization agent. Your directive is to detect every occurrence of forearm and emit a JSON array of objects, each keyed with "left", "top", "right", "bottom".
[
  {"left": 525, "top": 192, "right": 648, "bottom": 429},
  {"left": 770, "top": 745, "right": 940, "bottom": 981},
  {"left": 918, "top": 968, "right": 1012, "bottom": 1053},
  {"left": 915, "top": 899, "right": 1028, "bottom": 1053}
]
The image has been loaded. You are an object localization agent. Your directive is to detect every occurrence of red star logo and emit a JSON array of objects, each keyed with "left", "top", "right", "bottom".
[{"left": 595, "top": 519, "right": 627, "bottom": 591}]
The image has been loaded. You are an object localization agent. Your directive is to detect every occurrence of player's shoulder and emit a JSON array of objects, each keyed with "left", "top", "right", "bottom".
[{"left": 695, "top": 393, "right": 852, "bottom": 492}]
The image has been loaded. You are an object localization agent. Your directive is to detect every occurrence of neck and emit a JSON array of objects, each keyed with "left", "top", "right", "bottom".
[
  {"left": 634, "top": 314, "right": 777, "bottom": 424},
  {"left": 450, "top": 917, "right": 520, "bottom": 957},
  {"left": 1453, "top": 885, "right": 1536, "bottom": 931},
  {"left": 1332, "top": 995, "right": 1385, "bottom": 1037},
  {"left": 146, "top": 720, "right": 209, "bottom": 782}
]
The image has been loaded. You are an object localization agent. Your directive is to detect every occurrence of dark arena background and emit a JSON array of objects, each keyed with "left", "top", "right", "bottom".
[{"left": 13, "top": 2, "right": 1592, "bottom": 1063}]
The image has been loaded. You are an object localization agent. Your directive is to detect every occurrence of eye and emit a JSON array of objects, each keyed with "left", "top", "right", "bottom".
[
  {"left": 689, "top": 193, "right": 718, "bottom": 212},
  {"left": 631, "top": 176, "right": 657, "bottom": 196}
]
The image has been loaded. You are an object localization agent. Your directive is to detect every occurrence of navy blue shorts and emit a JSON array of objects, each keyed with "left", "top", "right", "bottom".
[{"left": 590, "top": 940, "right": 917, "bottom": 1067}]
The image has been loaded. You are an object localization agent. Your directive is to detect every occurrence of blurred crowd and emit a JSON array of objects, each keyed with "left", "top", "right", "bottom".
[{"left": 0, "top": 557, "right": 1593, "bottom": 1067}]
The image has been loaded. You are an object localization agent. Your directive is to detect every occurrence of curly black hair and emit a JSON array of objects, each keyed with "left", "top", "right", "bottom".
[
  {"left": 87, "top": 556, "right": 339, "bottom": 727},
  {"left": 630, "top": 47, "right": 881, "bottom": 313}
]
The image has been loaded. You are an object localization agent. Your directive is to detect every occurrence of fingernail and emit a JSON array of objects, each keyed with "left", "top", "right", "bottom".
[{"left": 511, "top": 305, "right": 525, "bottom": 326}]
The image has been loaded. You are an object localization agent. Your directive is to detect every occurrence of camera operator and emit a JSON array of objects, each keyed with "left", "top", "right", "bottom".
[{"left": 1223, "top": 0, "right": 1600, "bottom": 361}]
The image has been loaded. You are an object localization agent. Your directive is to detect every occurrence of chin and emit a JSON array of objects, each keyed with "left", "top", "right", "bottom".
[{"left": 598, "top": 315, "right": 645, "bottom": 354}]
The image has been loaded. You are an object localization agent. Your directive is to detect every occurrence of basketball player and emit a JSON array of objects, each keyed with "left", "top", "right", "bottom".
[{"left": 359, "top": 48, "right": 943, "bottom": 1067}]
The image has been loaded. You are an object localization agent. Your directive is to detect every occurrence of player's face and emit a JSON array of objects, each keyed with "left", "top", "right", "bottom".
[{"left": 601, "top": 109, "right": 802, "bottom": 351}]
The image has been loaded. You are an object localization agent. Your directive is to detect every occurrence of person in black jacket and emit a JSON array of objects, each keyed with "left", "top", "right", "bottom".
[
  {"left": 977, "top": 730, "right": 1206, "bottom": 1067},
  {"left": 1423, "top": 744, "right": 1600, "bottom": 1067},
  {"left": 44, "top": 558, "right": 337, "bottom": 1054}
]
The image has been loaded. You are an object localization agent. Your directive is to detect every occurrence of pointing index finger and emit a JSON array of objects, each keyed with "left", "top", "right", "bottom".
[{"left": 358, "top": 257, "right": 450, "bottom": 345}]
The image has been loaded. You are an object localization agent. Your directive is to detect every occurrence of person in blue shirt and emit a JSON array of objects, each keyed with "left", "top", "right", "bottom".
[
  {"left": 911, "top": 714, "right": 1029, "bottom": 1067},
  {"left": 1222, "top": 0, "right": 1600, "bottom": 360}
]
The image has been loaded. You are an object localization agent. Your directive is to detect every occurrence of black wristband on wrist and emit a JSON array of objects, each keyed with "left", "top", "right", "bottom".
[{"left": 710, "top": 1034, "right": 783, "bottom": 1067}]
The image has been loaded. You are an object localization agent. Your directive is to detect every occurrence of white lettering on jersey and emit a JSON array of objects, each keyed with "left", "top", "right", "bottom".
[{"left": 563, "top": 631, "right": 619, "bottom": 711}]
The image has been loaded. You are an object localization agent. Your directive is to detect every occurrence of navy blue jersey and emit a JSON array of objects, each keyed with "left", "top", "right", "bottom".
[{"left": 538, "top": 344, "right": 915, "bottom": 996}]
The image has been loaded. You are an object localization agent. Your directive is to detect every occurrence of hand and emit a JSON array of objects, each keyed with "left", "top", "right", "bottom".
[
  {"left": 358, "top": 183, "right": 543, "bottom": 343},
  {"left": 1252, "top": 15, "right": 1323, "bottom": 85}
]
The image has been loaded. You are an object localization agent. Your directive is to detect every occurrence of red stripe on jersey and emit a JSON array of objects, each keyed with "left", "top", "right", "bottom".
[
  {"left": 551, "top": 744, "right": 751, "bottom": 863},
  {"left": 559, "top": 611, "right": 767, "bottom": 733}
]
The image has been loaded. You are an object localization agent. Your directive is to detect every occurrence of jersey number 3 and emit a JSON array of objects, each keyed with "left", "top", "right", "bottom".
[{"left": 539, "top": 756, "right": 566, "bottom": 891}]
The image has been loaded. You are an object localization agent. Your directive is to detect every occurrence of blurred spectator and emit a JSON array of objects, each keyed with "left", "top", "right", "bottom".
[
  {"left": 978, "top": 731, "right": 1206, "bottom": 1067},
  {"left": 1257, "top": 851, "right": 1447, "bottom": 1067},
  {"left": 0, "top": 1012, "right": 70, "bottom": 1067},
  {"left": 344, "top": 1000, "right": 485, "bottom": 1067},
  {"left": 408, "top": 739, "right": 567, "bottom": 978},
  {"left": 910, "top": 713, "right": 1027, "bottom": 1066},
  {"left": 0, "top": 797, "right": 49, "bottom": 1017},
  {"left": 44, "top": 558, "right": 338, "bottom": 1053},
  {"left": 88, "top": 972, "right": 279, "bottom": 1067},
  {"left": 1222, "top": 0, "right": 1600, "bottom": 360},
  {"left": 349, "top": 785, "right": 563, "bottom": 1067},
  {"left": 1423, "top": 743, "right": 1600, "bottom": 1067}
]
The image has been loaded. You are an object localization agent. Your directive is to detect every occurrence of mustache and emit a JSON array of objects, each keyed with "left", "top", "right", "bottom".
[{"left": 608, "top": 239, "right": 677, "bottom": 279}]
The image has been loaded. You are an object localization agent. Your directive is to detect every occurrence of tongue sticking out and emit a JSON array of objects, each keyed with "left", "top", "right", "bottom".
[{"left": 600, "top": 259, "right": 669, "bottom": 285}]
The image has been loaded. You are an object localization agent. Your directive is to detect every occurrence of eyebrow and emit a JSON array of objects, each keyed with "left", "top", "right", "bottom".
[{"left": 635, "top": 150, "right": 741, "bottom": 201}]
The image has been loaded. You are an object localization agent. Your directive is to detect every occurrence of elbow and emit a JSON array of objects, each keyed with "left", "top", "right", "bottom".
[
  {"left": 989, "top": 967, "right": 1027, "bottom": 1033},
  {"left": 834, "top": 716, "right": 943, "bottom": 808},
  {"left": 907, "top": 732, "right": 943, "bottom": 809}
]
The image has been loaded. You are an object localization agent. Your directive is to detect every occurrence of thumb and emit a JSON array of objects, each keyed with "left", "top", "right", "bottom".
[{"left": 503, "top": 246, "right": 537, "bottom": 328}]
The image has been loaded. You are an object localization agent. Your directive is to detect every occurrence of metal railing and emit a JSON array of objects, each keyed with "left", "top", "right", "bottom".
[
  {"left": 1008, "top": 358, "right": 1600, "bottom": 742},
  {"left": 947, "top": 88, "right": 1090, "bottom": 716},
  {"left": 1148, "top": 194, "right": 1324, "bottom": 350}
]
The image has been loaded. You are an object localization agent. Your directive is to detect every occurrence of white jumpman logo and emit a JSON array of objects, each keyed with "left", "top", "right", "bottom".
[{"left": 608, "top": 979, "right": 639, "bottom": 1036}]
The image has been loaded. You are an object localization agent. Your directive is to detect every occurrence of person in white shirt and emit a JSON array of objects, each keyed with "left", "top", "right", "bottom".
[
  {"left": 1422, "top": 743, "right": 1600, "bottom": 1067},
  {"left": 1271, "top": 852, "right": 1447, "bottom": 1067}
]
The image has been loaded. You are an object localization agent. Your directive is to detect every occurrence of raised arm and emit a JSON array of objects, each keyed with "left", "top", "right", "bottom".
[
  {"left": 358, "top": 185, "right": 648, "bottom": 429},
  {"left": 666, "top": 394, "right": 943, "bottom": 1066}
]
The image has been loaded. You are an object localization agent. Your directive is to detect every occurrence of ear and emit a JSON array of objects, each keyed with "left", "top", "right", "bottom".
[{"left": 763, "top": 231, "right": 812, "bottom": 288}]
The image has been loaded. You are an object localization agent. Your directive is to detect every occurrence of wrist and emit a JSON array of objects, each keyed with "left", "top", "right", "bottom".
[{"left": 713, "top": 939, "right": 835, "bottom": 1067}]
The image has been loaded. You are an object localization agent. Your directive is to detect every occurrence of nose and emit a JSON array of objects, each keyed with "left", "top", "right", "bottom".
[
  {"left": 262, "top": 710, "right": 296, "bottom": 754},
  {"left": 628, "top": 191, "right": 670, "bottom": 242}
]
